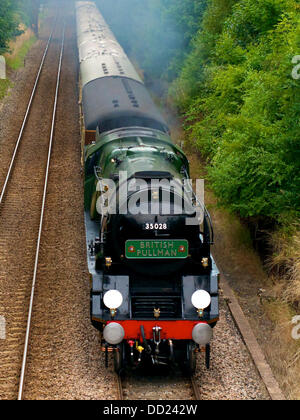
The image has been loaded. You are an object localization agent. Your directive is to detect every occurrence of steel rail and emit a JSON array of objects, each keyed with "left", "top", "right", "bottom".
[
  {"left": 115, "top": 374, "right": 124, "bottom": 400},
  {"left": 190, "top": 376, "right": 201, "bottom": 401},
  {"left": 0, "top": 19, "right": 57, "bottom": 206},
  {"left": 17, "top": 23, "right": 66, "bottom": 401},
  {"left": 115, "top": 370, "right": 200, "bottom": 401}
]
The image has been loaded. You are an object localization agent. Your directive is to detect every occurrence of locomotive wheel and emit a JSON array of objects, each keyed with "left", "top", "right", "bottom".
[
  {"left": 181, "top": 341, "right": 197, "bottom": 376},
  {"left": 114, "top": 343, "right": 125, "bottom": 374}
]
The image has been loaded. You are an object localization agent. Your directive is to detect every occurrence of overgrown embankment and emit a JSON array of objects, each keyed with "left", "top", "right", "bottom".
[
  {"left": 168, "top": 0, "right": 300, "bottom": 311},
  {"left": 0, "top": 28, "right": 36, "bottom": 100},
  {"left": 171, "top": 0, "right": 299, "bottom": 217},
  {"left": 5, "top": 27, "right": 36, "bottom": 70},
  {"left": 0, "top": 1, "right": 40, "bottom": 100},
  {"left": 0, "top": 79, "right": 11, "bottom": 101}
]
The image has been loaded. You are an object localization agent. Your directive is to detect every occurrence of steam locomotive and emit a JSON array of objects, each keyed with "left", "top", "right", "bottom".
[{"left": 76, "top": 1, "right": 219, "bottom": 374}]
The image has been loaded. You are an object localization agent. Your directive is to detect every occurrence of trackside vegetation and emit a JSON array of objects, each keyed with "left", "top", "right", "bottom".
[
  {"left": 0, "top": 1, "right": 40, "bottom": 99},
  {"left": 169, "top": 0, "right": 300, "bottom": 313},
  {"left": 0, "top": 0, "right": 40, "bottom": 54},
  {"left": 0, "top": 79, "right": 12, "bottom": 100},
  {"left": 97, "top": 0, "right": 208, "bottom": 80},
  {"left": 5, "top": 36, "right": 37, "bottom": 70},
  {"left": 170, "top": 0, "right": 300, "bottom": 225}
]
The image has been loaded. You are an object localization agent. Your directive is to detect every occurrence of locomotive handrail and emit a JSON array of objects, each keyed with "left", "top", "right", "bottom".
[
  {"left": 93, "top": 166, "right": 107, "bottom": 223},
  {"left": 192, "top": 191, "right": 214, "bottom": 245},
  {"left": 184, "top": 170, "right": 214, "bottom": 245},
  {"left": 94, "top": 165, "right": 102, "bottom": 181},
  {"left": 206, "top": 207, "right": 214, "bottom": 245}
]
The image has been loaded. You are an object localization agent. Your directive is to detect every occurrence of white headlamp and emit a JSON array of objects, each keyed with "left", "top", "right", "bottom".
[
  {"left": 191, "top": 290, "right": 211, "bottom": 310},
  {"left": 103, "top": 290, "right": 123, "bottom": 309}
]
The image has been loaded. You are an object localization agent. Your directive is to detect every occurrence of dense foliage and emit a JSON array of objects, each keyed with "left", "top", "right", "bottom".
[
  {"left": 0, "top": 0, "right": 21, "bottom": 53},
  {"left": 16, "top": 0, "right": 40, "bottom": 31},
  {"left": 170, "top": 0, "right": 300, "bottom": 222},
  {"left": 0, "top": 0, "right": 40, "bottom": 54},
  {"left": 97, "top": 0, "right": 207, "bottom": 79}
]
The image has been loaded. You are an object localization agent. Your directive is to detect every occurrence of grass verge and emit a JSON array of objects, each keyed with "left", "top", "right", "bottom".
[
  {"left": 267, "top": 225, "right": 300, "bottom": 307},
  {"left": 6, "top": 35, "right": 37, "bottom": 70},
  {"left": 0, "top": 32, "right": 37, "bottom": 103},
  {"left": 0, "top": 79, "right": 12, "bottom": 100}
]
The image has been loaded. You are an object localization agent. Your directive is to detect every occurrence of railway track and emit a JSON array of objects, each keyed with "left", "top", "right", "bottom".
[
  {"left": 115, "top": 372, "right": 202, "bottom": 401},
  {"left": 0, "top": 18, "right": 65, "bottom": 400},
  {"left": 0, "top": 20, "right": 56, "bottom": 206},
  {"left": 190, "top": 375, "right": 201, "bottom": 400},
  {"left": 115, "top": 374, "right": 123, "bottom": 400},
  {"left": 18, "top": 24, "right": 66, "bottom": 401}
]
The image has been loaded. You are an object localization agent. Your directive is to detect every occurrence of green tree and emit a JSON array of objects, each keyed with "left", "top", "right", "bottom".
[
  {"left": 174, "top": 0, "right": 300, "bottom": 221},
  {"left": 0, "top": 0, "right": 21, "bottom": 53},
  {"left": 97, "top": 0, "right": 207, "bottom": 80},
  {"left": 14, "top": 0, "right": 40, "bottom": 34},
  {"left": 0, "top": 0, "right": 41, "bottom": 53}
]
